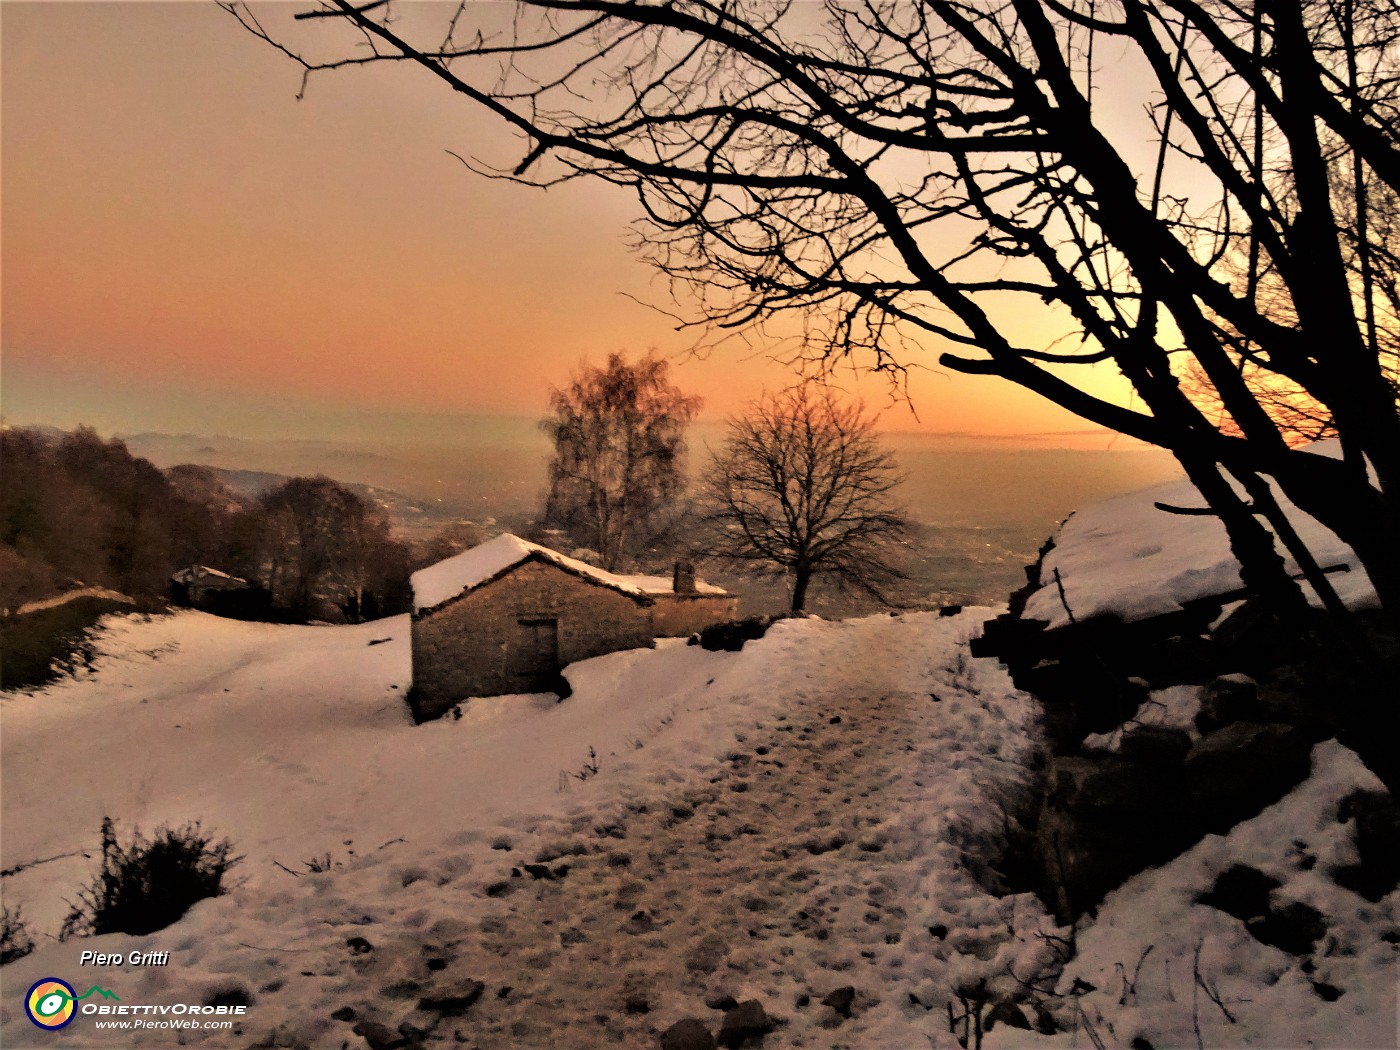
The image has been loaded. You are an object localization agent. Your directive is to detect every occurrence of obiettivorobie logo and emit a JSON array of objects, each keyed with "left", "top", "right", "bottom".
[
  {"left": 24, "top": 978, "right": 120, "bottom": 1030},
  {"left": 21, "top": 978, "right": 247, "bottom": 1033}
]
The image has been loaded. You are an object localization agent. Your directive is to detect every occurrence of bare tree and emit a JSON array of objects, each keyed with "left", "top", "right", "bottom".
[
  {"left": 229, "top": 1, "right": 1400, "bottom": 782},
  {"left": 700, "top": 387, "right": 908, "bottom": 613},
  {"left": 1178, "top": 358, "right": 1339, "bottom": 447},
  {"left": 541, "top": 352, "right": 701, "bottom": 570},
  {"left": 339, "top": 502, "right": 410, "bottom": 621},
  {"left": 254, "top": 476, "right": 406, "bottom": 621},
  {"left": 1181, "top": 149, "right": 1400, "bottom": 447},
  {"left": 225, "top": 0, "right": 1400, "bottom": 630}
]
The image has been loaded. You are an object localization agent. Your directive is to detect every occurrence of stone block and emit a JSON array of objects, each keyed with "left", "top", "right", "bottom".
[
  {"left": 1047, "top": 754, "right": 1165, "bottom": 816},
  {"left": 1194, "top": 674, "right": 1260, "bottom": 734},
  {"left": 1185, "top": 721, "right": 1312, "bottom": 833},
  {"left": 1119, "top": 725, "right": 1192, "bottom": 767}
]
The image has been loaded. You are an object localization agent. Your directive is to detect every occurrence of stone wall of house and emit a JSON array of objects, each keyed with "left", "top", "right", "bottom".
[
  {"left": 650, "top": 594, "right": 740, "bottom": 638},
  {"left": 411, "top": 558, "right": 654, "bottom": 720}
]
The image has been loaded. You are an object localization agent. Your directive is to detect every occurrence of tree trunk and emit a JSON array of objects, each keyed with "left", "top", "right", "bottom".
[
  {"left": 1221, "top": 458, "right": 1400, "bottom": 796},
  {"left": 1177, "top": 451, "right": 1317, "bottom": 628},
  {"left": 790, "top": 568, "right": 811, "bottom": 613},
  {"left": 1258, "top": 449, "right": 1400, "bottom": 632}
]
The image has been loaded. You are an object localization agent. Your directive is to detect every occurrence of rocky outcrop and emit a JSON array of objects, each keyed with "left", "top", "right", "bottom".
[
  {"left": 1197, "top": 865, "right": 1327, "bottom": 955},
  {"left": 691, "top": 615, "right": 791, "bottom": 653},
  {"left": 660, "top": 1018, "right": 717, "bottom": 1050},
  {"left": 1184, "top": 722, "right": 1313, "bottom": 834},
  {"left": 1037, "top": 752, "right": 1195, "bottom": 920},
  {"left": 977, "top": 557, "right": 1397, "bottom": 923},
  {"left": 716, "top": 1000, "right": 776, "bottom": 1048},
  {"left": 1331, "top": 790, "right": 1400, "bottom": 901}
]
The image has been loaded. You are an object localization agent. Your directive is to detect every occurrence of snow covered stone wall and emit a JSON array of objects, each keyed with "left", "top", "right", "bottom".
[
  {"left": 974, "top": 464, "right": 1399, "bottom": 926},
  {"left": 650, "top": 592, "right": 740, "bottom": 638}
]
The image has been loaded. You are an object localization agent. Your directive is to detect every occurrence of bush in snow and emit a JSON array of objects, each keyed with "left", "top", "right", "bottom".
[
  {"left": 692, "top": 614, "right": 792, "bottom": 652},
  {"left": 60, "top": 817, "right": 240, "bottom": 938},
  {"left": 1, "top": 905, "right": 35, "bottom": 965}
]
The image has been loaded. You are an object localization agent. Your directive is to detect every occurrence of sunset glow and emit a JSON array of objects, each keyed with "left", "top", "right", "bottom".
[{"left": 2, "top": 2, "right": 1133, "bottom": 444}]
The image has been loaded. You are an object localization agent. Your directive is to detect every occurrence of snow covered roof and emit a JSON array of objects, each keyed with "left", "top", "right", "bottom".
[
  {"left": 171, "top": 565, "right": 247, "bottom": 585},
  {"left": 410, "top": 533, "right": 726, "bottom": 613},
  {"left": 611, "top": 571, "right": 727, "bottom": 597}
]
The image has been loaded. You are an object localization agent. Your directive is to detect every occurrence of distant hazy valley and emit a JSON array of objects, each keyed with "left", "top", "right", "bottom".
[{"left": 117, "top": 417, "right": 1183, "bottom": 610}]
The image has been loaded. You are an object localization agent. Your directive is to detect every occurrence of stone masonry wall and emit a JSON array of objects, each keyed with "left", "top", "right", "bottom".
[
  {"left": 411, "top": 559, "right": 654, "bottom": 720},
  {"left": 975, "top": 580, "right": 1400, "bottom": 922},
  {"left": 650, "top": 594, "right": 740, "bottom": 638}
]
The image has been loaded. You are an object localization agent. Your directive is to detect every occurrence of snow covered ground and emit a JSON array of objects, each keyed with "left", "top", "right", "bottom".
[
  {"left": 1057, "top": 739, "right": 1396, "bottom": 1050},
  {"left": 3, "top": 459, "right": 1397, "bottom": 1047},
  {"left": 4, "top": 608, "right": 1062, "bottom": 1048}
]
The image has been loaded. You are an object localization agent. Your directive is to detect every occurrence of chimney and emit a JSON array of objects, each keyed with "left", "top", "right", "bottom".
[{"left": 672, "top": 561, "right": 696, "bottom": 594}]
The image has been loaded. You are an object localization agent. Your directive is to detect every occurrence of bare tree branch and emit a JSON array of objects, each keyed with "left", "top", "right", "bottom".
[{"left": 227, "top": 0, "right": 1400, "bottom": 637}]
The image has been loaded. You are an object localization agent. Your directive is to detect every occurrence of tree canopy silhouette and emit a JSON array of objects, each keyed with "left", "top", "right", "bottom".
[
  {"left": 253, "top": 475, "right": 406, "bottom": 621},
  {"left": 228, "top": 0, "right": 1400, "bottom": 645},
  {"left": 699, "top": 386, "right": 908, "bottom": 613},
  {"left": 541, "top": 352, "right": 701, "bottom": 570}
]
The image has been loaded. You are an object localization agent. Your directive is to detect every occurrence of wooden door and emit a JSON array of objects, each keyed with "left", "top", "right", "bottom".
[{"left": 510, "top": 616, "right": 559, "bottom": 687}]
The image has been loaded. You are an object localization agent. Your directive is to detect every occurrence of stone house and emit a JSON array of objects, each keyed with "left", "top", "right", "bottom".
[
  {"left": 409, "top": 533, "right": 737, "bottom": 720},
  {"left": 169, "top": 565, "right": 265, "bottom": 617}
]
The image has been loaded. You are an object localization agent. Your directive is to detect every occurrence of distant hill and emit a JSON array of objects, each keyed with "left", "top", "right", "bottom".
[
  {"left": 189, "top": 466, "right": 440, "bottom": 528},
  {"left": 1, "top": 423, "right": 68, "bottom": 445},
  {"left": 117, "top": 426, "right": 545, "bottom": 520}
]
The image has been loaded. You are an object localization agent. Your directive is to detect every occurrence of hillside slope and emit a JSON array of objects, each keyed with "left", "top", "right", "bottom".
[
  {"left": 3, "top": 609, "right": 1061, "bottom": 1047},
  {"left": 3, "top": 454, "right": 1396, "bottom": 1049}
]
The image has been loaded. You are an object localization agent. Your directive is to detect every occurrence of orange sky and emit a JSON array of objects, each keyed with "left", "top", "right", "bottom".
[{"left": 2, "top": 2, "right": 1139, "bottom": 445}]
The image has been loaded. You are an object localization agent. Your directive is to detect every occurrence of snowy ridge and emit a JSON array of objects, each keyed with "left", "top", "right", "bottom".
[
  {"left": 1023, "top": 443, "right": 1376, "bottom": 629},
  {"left": 11, "top": 586, "right": 135, "bottom": 617}
]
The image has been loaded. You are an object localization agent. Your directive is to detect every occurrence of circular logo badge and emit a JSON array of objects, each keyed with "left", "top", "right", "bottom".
[{"left": 25, "top": 978, "right": 77, "bottom": 1030}]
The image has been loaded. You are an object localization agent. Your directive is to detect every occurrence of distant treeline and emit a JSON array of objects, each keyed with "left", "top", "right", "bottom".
[
  {"left": 1, "top": 426, "right": 480, "bottom": 623},
  {"left": 2, "top": 427, "right": 235, "bottom": 611}
]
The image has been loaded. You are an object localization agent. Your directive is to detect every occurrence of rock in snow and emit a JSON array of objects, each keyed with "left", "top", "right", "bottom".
[
  {"left": 716, "top": 999, "right": 776, "bottom": 1047},
  {"left": 659, "top": 1017, "right": 716, "bottom": 1050}
]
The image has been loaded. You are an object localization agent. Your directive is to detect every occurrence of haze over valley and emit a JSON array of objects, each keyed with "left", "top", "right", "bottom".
[{"left": 112, "top": 416, "right": 1182, "bottom": 609}]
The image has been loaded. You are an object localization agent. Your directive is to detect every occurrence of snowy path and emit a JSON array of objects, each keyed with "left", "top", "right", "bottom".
[
  {"left": 391, "top": 632, "right": 1050, "bottom": 1049},
  {"left": 205, "top": 614, "right": 1053, "bottom": 1049}
]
